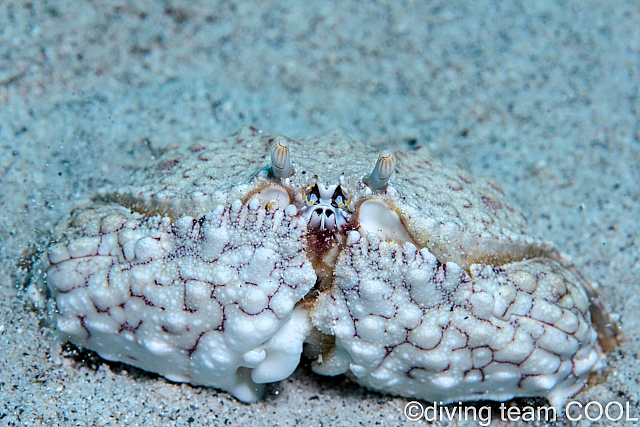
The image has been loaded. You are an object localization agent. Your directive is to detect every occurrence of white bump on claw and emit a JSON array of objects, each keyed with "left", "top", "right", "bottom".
[{"left": 248, "top": 198, "right": 261, "bottom": 211}]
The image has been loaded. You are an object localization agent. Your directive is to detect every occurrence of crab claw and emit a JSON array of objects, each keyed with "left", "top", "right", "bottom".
[
  {"left": 270, "top": 139, "right": 293, "bottom": 178},
  {"left": 366, "top": 150, "right": 396, "bottom": 190}
]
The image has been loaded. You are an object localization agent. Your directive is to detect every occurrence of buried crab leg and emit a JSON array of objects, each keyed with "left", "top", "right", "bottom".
[
  {"left": 270, "top": 139, "right": 293, "bottom": 178},
  {"left": 366, "top": 150, "right": 396, "bottom": 190}
]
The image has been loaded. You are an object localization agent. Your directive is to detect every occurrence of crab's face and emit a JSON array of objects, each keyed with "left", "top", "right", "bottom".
[
  {"left": 253, "top": 138, "right": 405, "bottom": 259},
  {"left": 261, "top": 138, "right": 398, "bottom": 231}
]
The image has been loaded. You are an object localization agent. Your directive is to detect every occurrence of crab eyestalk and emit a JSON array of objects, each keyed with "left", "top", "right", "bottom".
[
  {"left": 366, "top": 150, "right": 396, "bottom": 190},
  {"left": 270, "top": 139, "right": 293, "bottom": 178}
]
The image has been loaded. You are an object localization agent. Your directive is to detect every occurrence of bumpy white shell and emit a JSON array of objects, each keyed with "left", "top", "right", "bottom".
[{"left": 32, "top": 127, "right": 601, "bottom": 406}]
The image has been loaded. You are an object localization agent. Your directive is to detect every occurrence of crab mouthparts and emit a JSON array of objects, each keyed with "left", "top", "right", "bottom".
[
  {"left": 307, "top": 206, "right": 338, "bottom": 230},
  {"left": 301, "top": 183, "right": 350, "bottom": 231}
]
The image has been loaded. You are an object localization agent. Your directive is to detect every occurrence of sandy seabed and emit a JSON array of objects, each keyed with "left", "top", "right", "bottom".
[{"left": 1, "top": 1, "right": 639, "bottom": 425}]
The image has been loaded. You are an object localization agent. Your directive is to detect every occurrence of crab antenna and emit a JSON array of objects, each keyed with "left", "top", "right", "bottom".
[
  {"left": 270, "top": 139, "right": 293, "bottom": 178},
  {"left": 366, "top": 150, "right": 396, "bottom": 189}
]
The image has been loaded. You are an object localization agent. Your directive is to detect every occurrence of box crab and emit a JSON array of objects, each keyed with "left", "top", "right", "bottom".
[{"left": 30, "top": 127, "right": 614, "bottom": 406}]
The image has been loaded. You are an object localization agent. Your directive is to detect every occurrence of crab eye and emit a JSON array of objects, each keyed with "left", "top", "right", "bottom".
[
  {"left": 333, "top": 195, "right": 344, "bottom": 208},
  {"left": 366, "top": 150, "right": 396, "bottom": 190},
  {"left": 308, "top": 194, "right": 318, "bottom": 205}
]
